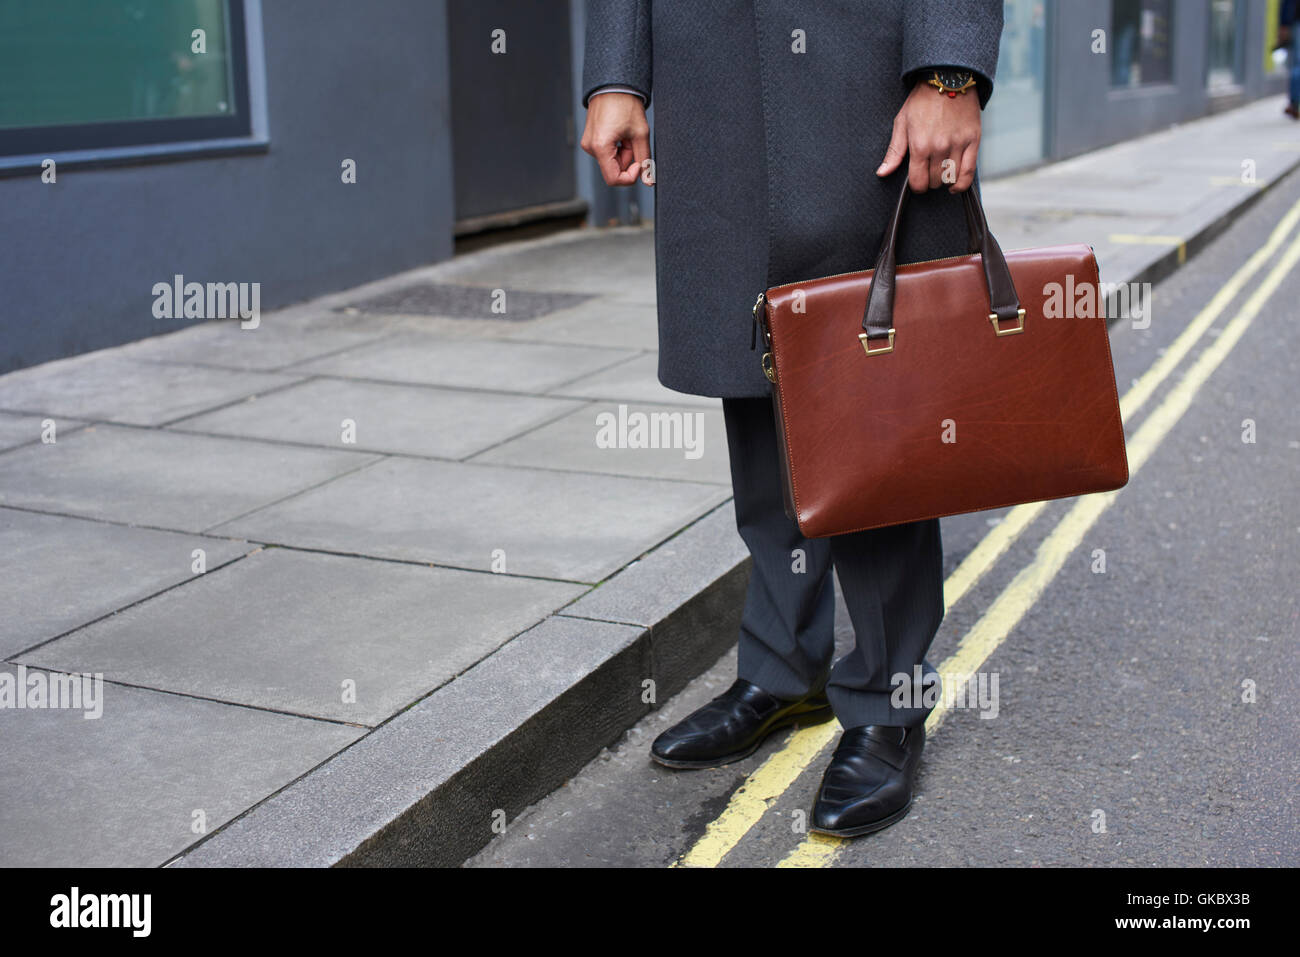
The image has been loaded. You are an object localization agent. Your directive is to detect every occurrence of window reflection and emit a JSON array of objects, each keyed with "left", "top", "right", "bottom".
[
  {"left": 1207, "top": 0, "right": 1243, "bottom": 89},
  {"left": 982, "top": 0, "right": 1047, "bottom": 175},
  {"left": 1112, "top": 0, "right": 1175, "bottom": 87},
  {"left": 0, "top": 0, "right": 233, "bottom": 131}
]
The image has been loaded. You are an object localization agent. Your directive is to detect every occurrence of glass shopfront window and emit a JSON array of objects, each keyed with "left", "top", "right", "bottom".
[
  {"left": 1111, "top": 0, "right": 1175, "bottom": 87},
  {"left": 0, "top": 0, "right": 250, "bottom": 157},
  {"left": 982, "top": 0, "right": 1048, "bottom": 175},
  {"left": 1207, "top": 0, "right": 1245, "bottom": 88}
]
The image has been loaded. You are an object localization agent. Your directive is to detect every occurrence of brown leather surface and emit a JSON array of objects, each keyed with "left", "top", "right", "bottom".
[{"left": 759, "top": 244, "right": 1130, "bottom": 538}]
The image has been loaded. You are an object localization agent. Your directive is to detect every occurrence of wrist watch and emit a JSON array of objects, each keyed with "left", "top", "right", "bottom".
[{"left": 926, "top": 68, "right": 976, "bottom": 97}]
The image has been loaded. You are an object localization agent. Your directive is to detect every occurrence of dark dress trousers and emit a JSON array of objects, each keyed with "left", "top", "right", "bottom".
[{"left": 583, "top": 0, "right": 1002, "bottom": 727}]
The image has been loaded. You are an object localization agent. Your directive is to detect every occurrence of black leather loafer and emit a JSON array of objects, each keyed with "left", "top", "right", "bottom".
[
  {"left": 649, "top": 678, "right": 833, "bottom": 769},
  {"left": 810, "top": 724, "right": 925, "bottom": 837}
]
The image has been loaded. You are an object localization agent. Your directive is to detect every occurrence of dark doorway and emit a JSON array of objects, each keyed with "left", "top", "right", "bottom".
[{"left": 447, "top": 1, "right": 581, "bottom": 235}]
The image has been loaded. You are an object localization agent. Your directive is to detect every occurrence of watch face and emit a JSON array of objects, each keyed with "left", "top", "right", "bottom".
[{"left": 936, "top": 69, "right": 974, "bottom": 90}]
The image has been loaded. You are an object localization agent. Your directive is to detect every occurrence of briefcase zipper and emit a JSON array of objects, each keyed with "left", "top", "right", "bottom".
[{"left": 752, "top": 292, "right": 776, "bottom": 382}]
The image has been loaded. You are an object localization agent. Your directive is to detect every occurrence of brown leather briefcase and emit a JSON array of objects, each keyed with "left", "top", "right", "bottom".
[{"left": 752, "top": 181, "right": 1129, "bottom": 539}]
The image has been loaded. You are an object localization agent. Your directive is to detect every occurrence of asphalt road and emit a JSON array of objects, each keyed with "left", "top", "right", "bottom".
[{"left": 467, "top": 167, "right": 1300, "bottom": 869}]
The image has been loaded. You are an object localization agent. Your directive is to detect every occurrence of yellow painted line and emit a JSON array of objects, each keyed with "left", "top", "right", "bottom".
[
  {"left": 944, "top": 501, "right": 1048, "bottom": 612},
  {"left": 781, "top": 200, "right": 1300, "bottom": 868},
  {"left": 685, "top": 195, "right": 1300, "bottom": 870},
  {"left": 673, "top": 720, "right": 842, "bottom": 868},
  {"left": 776, "top": 831, "right": 842, "bottom": 868},
  {"left": 1108, "top": 233, "right": 1186, "bottom": 265},
  {"left": 927, "top": 219, "right": 1300, "bottom": 735},
  {"left": 1120, "top": 197, "right": 1300, "bottom": 423},
  {"left": 1107, "top": 233, "right": 1184, "bottom": 245},
  {"left": 1209, "top": 176, "right": 1263, "bottom": 188},
  {"left": 945, "top": 197, "right": 1300, "bottom": 612},
  {"left": 945, "top": 195, "right": 1300, "bottom": 613}
]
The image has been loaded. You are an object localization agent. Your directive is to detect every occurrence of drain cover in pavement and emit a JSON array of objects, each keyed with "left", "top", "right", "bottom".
[{"left": 340, "top": 283, "right": 593, "bottom": 321}]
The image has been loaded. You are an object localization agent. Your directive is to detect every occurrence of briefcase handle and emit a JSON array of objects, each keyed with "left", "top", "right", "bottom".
[{"left": 861, "top": 177, "right": 1025, "bottom": 353}]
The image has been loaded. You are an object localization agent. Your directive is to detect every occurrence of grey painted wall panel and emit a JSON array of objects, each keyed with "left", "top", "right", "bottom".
[{"left": 0, "top": 0, "right": 455, "bottom": 373}]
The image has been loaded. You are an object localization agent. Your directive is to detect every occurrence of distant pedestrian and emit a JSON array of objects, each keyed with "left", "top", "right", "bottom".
[{"left": 1282, "top": 0, "right": 1300, "bottom": 119}]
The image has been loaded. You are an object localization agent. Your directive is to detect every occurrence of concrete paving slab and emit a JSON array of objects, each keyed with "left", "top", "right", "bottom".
[
  {"left": 494, "top": 297, "right": 660, "bottom": 350},
  {"left": 289, "top": 332, "right": 638, "bottom": 394},
  {"left": 563, "top": 502, "right": 746, "bottom": 628},
  {"left": 548, "top": 352, "right": 721, "bottom": 407},
  {"left": 169, "top": 377, "right": 582, "bottom": 460},
  {"left": 0, "top": 350, "right": 303, "bottom": 426},
  {"left": 0, "top": 412, "right": 84, "bottom": 452},
  {"left": 0, "top": 664, "right": 362, "bottom": 868},
  {"left": 211, "top": 457, "right": 729, "bottom": 582},
  {"left": 337, "top": 312, "right": 550, "bottom": 340},
  {"left": 173, "top": 501, "right": 750, "bottom": 867},
  {"left": 471, "top": 400, "right": 730, "bottom": 485},
  {"left": 561, "top": 502, "right": 748, "bottom": 695},
  {"left": 0, "top": 424, "right": 378, "bottom": 533},
  {"left": 117, "top": 318, "right": 393, "bottom": 372},
  {"left": 171, "top": 615, "right": 650, "bottom": 867},
  {"left": 19, "top": 548, "right": 586, "bottom": 726},
  {"left": 0, "top": 508, "right": 253, "bottom": 659},
  {"left": 982, "top": 98, "right": 1300, "bottom": 275}
]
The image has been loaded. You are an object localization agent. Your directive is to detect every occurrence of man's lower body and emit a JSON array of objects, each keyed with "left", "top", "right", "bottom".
[{"left": 651, "top": 395, "right": 945, "bottom": 836}]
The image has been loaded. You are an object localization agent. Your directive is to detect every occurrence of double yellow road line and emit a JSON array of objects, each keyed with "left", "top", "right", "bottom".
[{"left": 675, "top": 194, "right": 1300, "bottom": 869}]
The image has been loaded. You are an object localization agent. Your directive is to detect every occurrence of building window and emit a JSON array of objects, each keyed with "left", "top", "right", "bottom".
[
  {"left": 982, "top": 0, "right": 1048, "bottom": 176},
  {"left": 0, "top": 0, "right": 250, "bottom": 158},
  {"left": 1207, "top": 0, "right": 1245, "bottom": 89},
  {"left": 1111, "top": 0, "right": 1175, "bottom": 87}
]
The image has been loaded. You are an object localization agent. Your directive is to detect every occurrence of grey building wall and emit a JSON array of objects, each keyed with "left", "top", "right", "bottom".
[
  {"left": 1048, "top": 0, "right": 1286, "bottom": 160},
  {"left": 0, "top": 0, "right": 455, "bottom": 373}
]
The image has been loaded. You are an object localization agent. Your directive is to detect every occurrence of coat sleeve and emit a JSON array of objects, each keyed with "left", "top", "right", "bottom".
[
  {"left": 900, "top": 0, "right": 1003, "bottom": 108},
  {"left": 581, "top": 0, "right": 653, "bottom": 108}
]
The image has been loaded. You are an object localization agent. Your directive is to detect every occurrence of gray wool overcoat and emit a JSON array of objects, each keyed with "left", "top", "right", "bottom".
[{"left": 583, "top": 0, "right": 1004, "bottom": 398}]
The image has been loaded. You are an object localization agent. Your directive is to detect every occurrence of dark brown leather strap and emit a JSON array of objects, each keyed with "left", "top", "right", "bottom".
[{"left": 862, "top": 176, "right": 1022, "bottom": 339}]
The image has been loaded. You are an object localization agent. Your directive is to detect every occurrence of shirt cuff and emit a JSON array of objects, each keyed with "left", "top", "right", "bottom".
[{"left": 588, "top": 84, "right": 649, "bottom": 106}]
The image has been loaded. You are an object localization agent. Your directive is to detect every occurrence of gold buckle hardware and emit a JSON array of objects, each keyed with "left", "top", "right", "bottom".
[
  {"left": 858, "top": 329, "right": 896, "bottom": 356},
  {"left": 989, "top": 308, "right": 1027, "bottom": 336},
  {"left": 761, "top": 352, "right": 775, "bottom": 382}
]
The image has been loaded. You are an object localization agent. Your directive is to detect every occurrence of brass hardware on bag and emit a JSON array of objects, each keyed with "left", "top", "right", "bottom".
[
  {"left": 989, "top": 308, "right": 1027, "bottom": 336},
  {"left": 858, "top": 329, "right": 896, "bottom": 356},
  {"left": 762, "top": 351, "right": 775, "bottom": 382}
]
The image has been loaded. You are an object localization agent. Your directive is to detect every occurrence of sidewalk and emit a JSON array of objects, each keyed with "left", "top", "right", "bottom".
[{"left": 1, "top": 97, "right": 1296, "bottom": 868}]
